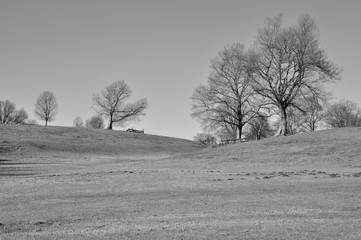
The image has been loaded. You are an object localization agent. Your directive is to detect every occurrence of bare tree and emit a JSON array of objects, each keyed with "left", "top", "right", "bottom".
[
  {"left": 300, "top": 94, "right": 325, "bottom": 132},
  {"left": 93, "top": 80, "right": 148, "bottom": 130},
  {"left": 0, "top": 100, "right": 28, "bottom": 124},
  {"left": 324, "top": 99, "right": 361, "bottom": 128},
  {"left": 85, "top": 115, "right": 105, "bottom": 129},
  {"left": 73, "top": 116, "right": 84, "bottom": 128},
  {"left": 34, "top": 91, "right": 58, "bottom": 126},
  {"left": 191, "top": 43, "right": 267, "bottom": 139},
  {"left": 251, "top": 15, "right": 341, "bottom": 136}
]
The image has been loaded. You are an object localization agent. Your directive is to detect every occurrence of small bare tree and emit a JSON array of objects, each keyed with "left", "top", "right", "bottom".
[
  {"left": 34, "top": 91, "right": 58, "bottom": 126},
  {"left": 93, "top": 80, "right": 148, "bottom": 130}
]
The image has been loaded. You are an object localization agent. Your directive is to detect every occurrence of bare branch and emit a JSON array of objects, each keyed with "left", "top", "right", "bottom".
[
  {"left": 252, "top": 15, "right": 341, "bottom": 135},
  {"left": 92, "top": 80, "right": 147, "bottom": 129}
]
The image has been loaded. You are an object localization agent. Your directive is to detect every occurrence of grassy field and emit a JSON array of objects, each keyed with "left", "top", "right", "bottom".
[{"left": 1, "top": 124, "right": 361, "bottom": 239}]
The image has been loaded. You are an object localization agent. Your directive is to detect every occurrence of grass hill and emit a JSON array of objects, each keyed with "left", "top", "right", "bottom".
[
  {"left": 190, "top": 126, "right": 361, "bottom": 166},
  {"left": 2, "top": 124, "right": 361, "bottom": 168},
  {"left": 1, "top": 125, "right": 361, "bottom": 239},
  {"left": 0, "top": 124, "right": 203, "bottom": 159}
]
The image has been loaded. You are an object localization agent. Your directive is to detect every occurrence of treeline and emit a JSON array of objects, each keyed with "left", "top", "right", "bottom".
[
  {"left": 191, "top": 14, "right": 360, "bottom": 145},
  {"left": 0, "top": 91, "right": 58, "bottom": 126},
  {"left": 1, "top": 80, "right": 148, "bottom": 130}
]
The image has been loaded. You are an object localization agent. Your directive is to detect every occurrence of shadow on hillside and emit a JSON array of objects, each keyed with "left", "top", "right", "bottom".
[
  {"left": 0, "top": 159, "right": 38, "bottom": 176},
  {"left": 0, "top": 159, "right": 38, "bottom": 165},
  {"left": 0, "top": 159, "right": 15, "bottom": 165}
]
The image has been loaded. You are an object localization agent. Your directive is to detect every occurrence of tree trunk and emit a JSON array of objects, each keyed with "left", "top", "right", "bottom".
[
  {"left": 275, "top": 105, "right": 288, "bottom": 136},
  {"left": 237, "top": 106, "right": 243, "bottom": 139},
  {"left": 45, "top": 119, "right": 48, "bottom": 126},
  {"left": 108, "top": 111, "right": 114, "bottom": 130},
  {"left": 237, "top": 119, "right": 243, "bottom": 140},
  {"left": 256, "top": 129, "right": 261, "bottom": 140},
  {"left": 108, "top": 120, "right": 113, "bottom": 130},
  {"left": 310, "top": 120, "right": 315, "bottom": 132}
]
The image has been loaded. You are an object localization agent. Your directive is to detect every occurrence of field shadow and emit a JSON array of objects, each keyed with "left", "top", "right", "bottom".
[
  {"left": 0, "top": 159, "right": 39, "bottom": 176},
  {"left": 0, "top": 159, "right": 22, "bottom": 165},
  {"left": 0, "top": 158, "right": 11, "bottom": 164}
]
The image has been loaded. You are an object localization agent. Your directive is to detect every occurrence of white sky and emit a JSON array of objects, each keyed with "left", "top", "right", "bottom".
[{"left": 1, "top": 0, "right": 360, "bottom": 140}]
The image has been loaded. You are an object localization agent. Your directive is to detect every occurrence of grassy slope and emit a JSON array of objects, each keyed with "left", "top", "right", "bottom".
[
  {"left": 190, "top": 127, "right": 361, "bottom": 168},
  {"left": 0, "top": 124, "right": 203, "bottom": 158},
  {"left": 1, "top": 125, "right": 361, "bottom": 239}
]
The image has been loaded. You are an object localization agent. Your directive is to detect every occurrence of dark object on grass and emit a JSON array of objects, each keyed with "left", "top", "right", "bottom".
[{"left": 126, "top": 128, "right": 144, "bottom": 134}]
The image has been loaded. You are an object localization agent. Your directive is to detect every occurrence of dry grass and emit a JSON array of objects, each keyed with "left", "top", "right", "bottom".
[
  {"left": 1, "top": 125, "right": 361, "bottom": 239},
  {"left": 0, "top": 124, "right": 203, "bottom": 157},
  {"left": 191, "top": 127, "right": 361, "bottom": 163}
]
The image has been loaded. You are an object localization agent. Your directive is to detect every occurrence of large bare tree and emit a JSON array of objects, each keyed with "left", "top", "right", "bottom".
[
  {"left": 34, "top": 91, "right": 58, "bottom": 126},
  {"left": 93, "top": 80, "right": 148, "bottom": 130},
  {"left": 192, "top": 43, "right": 266, "bottom": 139},
  {"left": 251, "top": 15, "right": 341, "bottom": 135}
]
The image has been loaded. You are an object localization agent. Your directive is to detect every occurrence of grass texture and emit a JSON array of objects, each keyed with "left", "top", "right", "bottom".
[{"left": 1, "top": 125, "right": 361, "bottom": 239}]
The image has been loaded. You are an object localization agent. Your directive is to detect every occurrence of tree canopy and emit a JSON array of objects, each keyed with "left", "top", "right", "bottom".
[
  {"left": 251, "top": 15, "right": 341, "bottom": 135},
  {"left": 192, "top": 14, "right": 341, "bottom": 139},
  {"left": 191, "top": 43, "right": 266, "bottom": 139}
]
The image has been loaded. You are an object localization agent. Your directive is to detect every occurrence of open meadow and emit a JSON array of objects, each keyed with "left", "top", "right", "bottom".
[{"left": 1, "top": 125, "right": 361, "bottom": 239}]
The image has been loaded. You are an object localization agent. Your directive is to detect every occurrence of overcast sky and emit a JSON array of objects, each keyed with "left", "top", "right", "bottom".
[{"left": 1, "top": 0, "right": 360, "bottom": 140}]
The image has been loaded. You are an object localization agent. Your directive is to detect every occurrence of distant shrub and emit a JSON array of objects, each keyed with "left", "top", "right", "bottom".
[
  {"left": 194, "top": 133, "right": 217, "bottom": 146},
  {"left": 73, "top": 116, "right": 84, "bottom": 128},
  {"left": 26, "top": 119, "right": 38, "bottom": 125},
  {"left": 325, "top": 99, "right": 361, "bottom": 128},
  {"left": 86, "top": 115, "right": 105, "bottom": 129},
  {"left": 246, "top": 116, "right": 273, "bottom": 140}
]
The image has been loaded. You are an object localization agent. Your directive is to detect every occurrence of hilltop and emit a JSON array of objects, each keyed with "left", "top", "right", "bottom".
[
  {"left": 189, "top": 127, "right": 361, "bottom": 166},
  {"left": 0, "top": 124, "right": 203, "bottom": 159}
]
